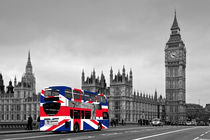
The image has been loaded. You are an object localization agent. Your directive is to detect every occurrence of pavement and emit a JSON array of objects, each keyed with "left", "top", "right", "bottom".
[{"left": 0, "top": 129, "right": 40, "bottom": 135}]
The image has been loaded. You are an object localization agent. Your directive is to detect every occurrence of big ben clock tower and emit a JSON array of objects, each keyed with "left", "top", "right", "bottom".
[{"left": 165, "top": 11, "right": 186, "bottom": 124}]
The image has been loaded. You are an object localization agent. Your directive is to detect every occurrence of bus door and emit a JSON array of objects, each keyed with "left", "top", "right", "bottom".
[{"left": 73, "top": 109, "right": 81, "bottom": 131}]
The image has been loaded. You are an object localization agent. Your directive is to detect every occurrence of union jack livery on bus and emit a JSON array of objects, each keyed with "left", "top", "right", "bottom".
[{"left": 40, "top": 86, "right": 109, "bottom": 132}]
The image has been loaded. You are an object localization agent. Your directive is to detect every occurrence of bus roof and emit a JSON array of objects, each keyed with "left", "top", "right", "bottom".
[{"left": 47, "top": 86, "right": 101, "bottom": 96}]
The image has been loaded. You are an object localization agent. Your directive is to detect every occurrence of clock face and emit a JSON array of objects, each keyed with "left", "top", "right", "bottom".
[{"left": 170, "top": 51, "right": 177, "bottom": 59}]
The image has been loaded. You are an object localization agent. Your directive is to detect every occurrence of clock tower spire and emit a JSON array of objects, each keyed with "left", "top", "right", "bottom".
[{"left": 165, "top": 11, "right": 186, "bottom": 125}]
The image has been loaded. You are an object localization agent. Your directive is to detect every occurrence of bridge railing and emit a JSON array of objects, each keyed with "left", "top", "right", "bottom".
[{"left": 0, "top": 122, "right": 40, "bottom": 130}]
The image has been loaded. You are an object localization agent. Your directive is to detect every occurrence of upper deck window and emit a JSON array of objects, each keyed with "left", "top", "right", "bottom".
[
  {"left": 65, "top": 89, "right": 72, "bottom": 99},
  {"left": 73, "top": 90, "right": 80, "bottom": 100},
  {"left": 83, "top": 92, "right": 90, "bottom": 101},
  {"left": 45, "top": 89, "right": 59, "bottom": 97},
  {"left": 91, "top": 94, "right": 96, "bottom": 102},
  {"left": 101, "top": 96, "right": 106, "bottom": 103},
  {"left": 97, "top": 95, "right": 102, "bottom": 102}
]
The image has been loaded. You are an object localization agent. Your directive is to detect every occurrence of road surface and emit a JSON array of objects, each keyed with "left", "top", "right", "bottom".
[{"left": 1, "top": 125, "right": 210, "bottom": 140}]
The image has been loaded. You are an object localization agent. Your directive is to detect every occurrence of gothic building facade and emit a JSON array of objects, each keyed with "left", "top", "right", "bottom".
[
  {"left": 165, "top": 12, "right": 186, "bottom": 124},
  {"left": 0, "top": 52, "right": 40, "bottom": 122},
  {"left": 82, "top": 67, "right": 165, "bottom": 123},
  {"left": 82, "top": 69, "right": 108, "bottom": 95}
]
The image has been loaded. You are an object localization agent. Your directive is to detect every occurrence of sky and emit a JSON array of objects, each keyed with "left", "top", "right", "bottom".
[{"left": 0, "top": 0, "right": 209, "bottom": 106}]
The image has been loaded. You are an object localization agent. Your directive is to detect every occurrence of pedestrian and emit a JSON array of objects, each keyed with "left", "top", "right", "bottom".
[
  {"left": 122, "top": 119, "right": 124, "bottom": 126},
  {"left": 37, "top": 116, "right": 40, "bottom": 129},
  {"left": 111, "top": 119, "right": 113, "bottom": 127},
  {"left": 28, "top": 115, "right": 33, "bottom": 130},
  {"left": 114, "top": 119, "right": 116, "bottom": 127}
]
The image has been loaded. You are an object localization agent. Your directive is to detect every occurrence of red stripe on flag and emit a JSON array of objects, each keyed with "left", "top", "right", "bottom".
[
  {"left": 102, "top": 125, "right": 105, "bottom": 129},
  {"left": 102, "top": 109, "right": 108, "bottom": 112},
  {"left": 56, "top": 100, "right": 64, "bottom": 103},
  {"left": 41, "top": 89, "right": 45, "bottom": 95},
  {"left": 91, "top": 120, "right": 98, "bottom": 126},
  {"left": 91, "top": 120, "right": 105, "bottom": 129}
]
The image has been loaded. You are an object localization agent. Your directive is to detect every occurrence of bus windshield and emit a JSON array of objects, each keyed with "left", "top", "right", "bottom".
[{"left": 43, "top": 102, "right": 61, "bottom": 116}]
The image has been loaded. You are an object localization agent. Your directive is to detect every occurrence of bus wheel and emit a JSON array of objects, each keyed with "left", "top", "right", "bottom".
[
  {"left": 98, "top": 123, "right": 102, "bottom": 131},
  {"left": 74, "top": 123, "right": 79, "bottom": 133}
]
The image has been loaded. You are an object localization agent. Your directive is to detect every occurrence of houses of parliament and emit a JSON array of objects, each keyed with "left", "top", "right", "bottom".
[
  {"left": 82, "top": 67, "right": 165, "bottom": 123},
  {"left": 0, "top": 52, "right": 40, "bottom": 122}
]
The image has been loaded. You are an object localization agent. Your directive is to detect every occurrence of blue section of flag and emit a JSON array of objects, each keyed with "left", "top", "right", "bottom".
[
  {"left": 40, "top": 95, "right": 45, "bottom": 103},
  {"left": 55, "top": 121, "right": 71, "bottom": 131},
  {"left": 40, "top": 120, "right": 45, "bottom": 128},
  {"left": 98, "top": 120, "right": 109, "bottom": 128},
  {"left": 83, "top": 121, "right": 94, "bottom": 130},
  {"left": 55, "top": 122, "right": 71, "bottom": 131},
  {"left": 55, "top": 124, "right": 66, "bottom": 131}
]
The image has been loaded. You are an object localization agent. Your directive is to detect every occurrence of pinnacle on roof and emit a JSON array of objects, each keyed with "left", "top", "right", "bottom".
[
  {"left": 122, "top": 65, "right": 125, "bottom": 73},
  {"left": 110, "top": 66, "right": 113, "bottom": 73},
  {"left": 171, "top": 10, "right": 180, "bottom": 30},
  {"left": 26, "top": 50, "right": 32, "bottom": 68}
]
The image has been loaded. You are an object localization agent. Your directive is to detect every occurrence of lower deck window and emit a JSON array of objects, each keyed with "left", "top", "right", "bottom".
[
  {"left": 103, "top": 112, "right": 109, "bottom": 119},
  {"left": 85, "top": 111, "right": 91, "bottom": 119}
]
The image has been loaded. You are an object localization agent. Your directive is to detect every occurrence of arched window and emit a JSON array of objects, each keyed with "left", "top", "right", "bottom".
[{"left": 17, "top": 114, "right": 20, "bottom": 120}]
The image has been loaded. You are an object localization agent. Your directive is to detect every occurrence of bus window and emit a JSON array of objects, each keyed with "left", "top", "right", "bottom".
[
  {"left": 97, "top": 95, "right": 102, "bottom": 102},
  {"left": 45, "top": 89, "right": 59, "bottom": 97},
  {"left": 70, "top": 109, "right": 73, "bottom": 119},
  {"left": 73, "top": 90, "right": 80, "bottom": 100},
  {"left": 85, "top": 111, "right": 91, "bottom": 119},
  {"left": 81, "top": 110, "right": 84, "bottom": 119},
  {"left": 101, "top": 96, "right": 106, "bottom": 103},
  {"left": 103, "top": 112, "right": 109, "bottom": 120},
  {"left": 95, "top": 104, "right": 102, "bottom": 110},
  {"left": 65, "top": 89, "right": 72, "bottom": 99},
  {"left": 84, "top": 92, "right": 90, "bottom": 101},
  {"left": 74, "top": 110, "right": 80, "bottom": 119},
  {"left": 51, "top": 90, "right": 59, "bottom": 96},
  {"left": 91, "top": 94, "right": 96, "bottom": 102}
]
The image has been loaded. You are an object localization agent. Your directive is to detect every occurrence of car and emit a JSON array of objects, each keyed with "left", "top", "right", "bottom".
[
  {"left": 151, "top": 118, "right": 163, "bottom": 126},
  {"left": 186, "top": 121, "right": 192, "bottom": 126},
  {"left": 186, "top": 121, "right": 197, "bottom": 126}
]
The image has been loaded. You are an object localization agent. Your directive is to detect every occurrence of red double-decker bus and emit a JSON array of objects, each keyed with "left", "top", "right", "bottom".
[{"left": 40, "top": 86, "right": 109, "bottom": 132}]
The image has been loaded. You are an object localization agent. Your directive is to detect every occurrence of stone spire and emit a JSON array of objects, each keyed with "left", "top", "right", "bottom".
[
  {"left": 171, "top": 10, "right": 180, "bottom": 30},
  {"left": 14, "top": 76, "right": 17, "bottom": 87},
  {"left": 167, "top": 10, "right": 183, "bottom": 45},
  {"left": 26, "top": 51, "right": 33, "bottom": 73},
  {"left": 82, "top": 69, "right": 85, "bottom": 83},
  {"left": 110, "top": 67, "right": 113, "bottom": 82},
  {"left": 122, "top": 65, "right": 125, "bottom": 76},
  {"left": 0, "top": 73, "right": 4, "bottom": 93},
  {"left": 129, "top": 68, "right": 133, "bottom": 82},
  {"left": 154, "top": 89, "right": 157, "bottom": 101},
  {"left": 93, "top": 68, "right": 96, "bottom": 80}
]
